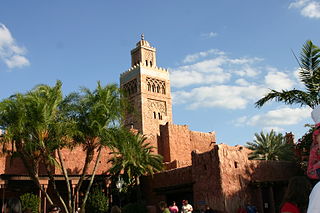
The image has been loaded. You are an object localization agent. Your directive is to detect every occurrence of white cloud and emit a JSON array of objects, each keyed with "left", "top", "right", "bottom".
[
  {"left": 264, "top": 69, "right": 295, "bottom": 90},
  {"left": 289, "top": 0, "right": 320, "bottom": 19},
  {"left": 301, "top": 1, "right": 320, "bottom": 18},
  {"left": 171, "top": 49, "right": 301, "bottom": 111},
  {"left": 233, "top": 65, "right": 260, "bottom": 77},
  {"left": 172, "top": 85, "right": 268, "bottom": 110},
  {"left": 234, "top": 107, "right": 311, "bottom": 126},
  {"left": 5, "top": 55, "right": 30, "bottom": 68},
  {"left": 235, "top": 78, "right": 250, "bottom": 86},
  {"left": 182, "top": 49, "right": 225, "bottom": 63},
  {"left": 201, "top": 32, "right": 218, "bottom": 39},
  {"left": 171, "top": 56, "right": 232, "bottom": 87},
  {"left": 0, "top": 23, "right": 30, "bottom": 69},
  {"left": 262, "top": 126, "right": 284, "bottom": 133},
  {"left": 229, "top": 57, "right": 263, "bottom": 65},
  {"left": 171, "top": 51, "right": 265, "bottom": 88},
  {"left": 289, "top": 0, "right": 311, "bottom": 8}
]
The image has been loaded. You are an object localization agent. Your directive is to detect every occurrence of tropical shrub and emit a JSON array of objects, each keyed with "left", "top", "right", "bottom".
[
  {"left": 20, "top": 193, "right": 39, "bottom": 213},
  {"left": 86, "top": 187, "right": 108, "bottom": 213}
]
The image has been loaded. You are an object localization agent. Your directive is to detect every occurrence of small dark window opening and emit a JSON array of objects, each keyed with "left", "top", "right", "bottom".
[
  {"left": 156, "top": 85, "right": 160, "bottom": 93},
  {"left": 153, "top": 112, "right": 156, "bottom": 119},
  {"left": 162, "top": 86, "right": 166, "bottom": 94},
  {"left": 152, "top": 84, "right": 155, "bottom": 92},
  {"left": 234, "top": 162, "right": 238, "bottom": 168},
  {"left": 147, "top": 83, "right": 151, "bottom": 91},
  {"left": 145, "top": 60, "right": 148, "bottom": 66},
  {"left": 158, "top": 113, "right": 162, "bottom": 120},
  {"left": 150, "top": 61, "right": 152, "bottom": 67}
]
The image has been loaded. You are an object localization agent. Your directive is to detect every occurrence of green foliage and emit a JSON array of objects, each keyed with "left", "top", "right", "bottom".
[
  {"left": 108, "top": 129, "right": 163, "bottom": 186},
  {"left": 122, "top": 202, "right": 148, "bottom": 213},
  {"left": 246, "top": 130, "right": 295, "bottom": 161},
  {"left": 255, "top": 40, "right": 320, "bottom": 108},
  {"left": 296, "top": 126, "right": 315, "bottom": 171},
  {"left": 20, "top": 193, "right": 39, "bottom": 213},
  {"left": 296, "top": 126, "right": 314, "bottom": 154},
  {"left": 0, "top": 81, "right": 129, "bottom": 213},
  {"left": 86, "top": 187, "right": 109, "bottom": 213}
]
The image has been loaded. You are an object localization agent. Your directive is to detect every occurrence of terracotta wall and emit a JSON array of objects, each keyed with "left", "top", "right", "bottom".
[
  {"left": 190, "top": 130, "right": 215, "bottom": 153},
  {"left": 0, "top": 156, "right": 29, "bottom": 175},
  {"left": 141, "top": 166, "right": 192, "bottom": 206},
  {"left": 0, "top": 145, "right": 113, "bottom": 177},
  {"left": 55, "top": 146, "right": 113, "bottom": 175},
  {"left": 159, "top": 123, "right": 215, "bottom": 164},
  {"left": 192, "top": 144, "right": 299, "bottom": 212},
  {"left": 143, "top": 144, "right": 300, "bottom": 213},
  {"left": 192, "top": 148, "right": 224, "bottom": 211}
]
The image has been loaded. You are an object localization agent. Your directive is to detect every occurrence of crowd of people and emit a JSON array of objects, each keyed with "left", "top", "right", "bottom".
[
  {"left": 159, "top": 200, "right": 195, "bottom": 213},
  {"left": 159, "top": 199, "right": 220, "bottom": 213}
]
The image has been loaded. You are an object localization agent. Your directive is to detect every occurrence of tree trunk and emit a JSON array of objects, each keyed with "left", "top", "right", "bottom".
[
  {"left": 136, "top": 176, "right": 142, "bottom": 202},
  {"left": 19, "top": 153, "right": 54, "bottom": 205},
  {"left": 57, "top": 149, "right": 73, "bottom": 212},
  {"left": 42, "top": 154, "right": 69, "bottom": 213},
  {"left": 79, "top": 147, "right": 103, "bottom": 213}
]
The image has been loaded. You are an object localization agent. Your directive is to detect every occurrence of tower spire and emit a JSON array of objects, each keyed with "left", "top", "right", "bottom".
[{"left": 130, "top": 35, "right": 156, "bottom": 67}]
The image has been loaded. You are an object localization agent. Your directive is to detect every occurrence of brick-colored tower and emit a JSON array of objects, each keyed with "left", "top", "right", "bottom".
[{"left": 120, "top": 35, "right": 172, "bottom": 139}]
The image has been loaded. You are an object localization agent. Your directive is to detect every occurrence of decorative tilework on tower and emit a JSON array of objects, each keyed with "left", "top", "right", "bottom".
[{"left": 120, "top": 36, "right": 172, "bottom": 144}]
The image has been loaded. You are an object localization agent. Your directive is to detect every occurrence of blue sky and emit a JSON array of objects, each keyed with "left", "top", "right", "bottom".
[{"left": 1, "top": 0, "right": 320, "bottom": 146}]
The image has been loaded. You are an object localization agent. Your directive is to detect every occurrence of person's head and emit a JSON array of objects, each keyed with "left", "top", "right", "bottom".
[
  {"left": 158, "top": 201, "right": 167, "bottom": 210},
  {"left": 111, "top": 205, "right": 121, "bottom": 213},
  {"left": 182, "top": 200, "right": 188, "bottom": 205},
  {"left": 172, "top": 201, "right": 176, "bottom": 206},
  {"left": 6, "top": 198, "right": 22, "bottom": 213},
  {"left": 282, "top": 176, "right": 312, "bottom": 211},
  {"left": 48, "top": 205, "right": 61, "bottom": 213},
  {"left": 205, "top": 204, "right": 211, "bottom": 210}
]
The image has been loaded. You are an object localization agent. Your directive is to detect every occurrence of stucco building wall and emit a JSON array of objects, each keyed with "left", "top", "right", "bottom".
[
  {"left": 158, "top": 123, "right": 215, "bottom": 163},
  {"left": 143, "top": 144, "right": 301, "bottom": 213},
  {"left": 54, "top": 146, "right": 112, "bottom": 175}
]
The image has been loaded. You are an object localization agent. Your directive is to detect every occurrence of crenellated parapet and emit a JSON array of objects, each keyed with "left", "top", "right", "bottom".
[{"left": 120, "top": 62, "right": 168, "bottom": 78}]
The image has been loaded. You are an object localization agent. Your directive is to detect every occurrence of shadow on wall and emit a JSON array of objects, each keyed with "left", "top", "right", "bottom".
[{"left": 223, "top": 159, "right": 302, "bottom": 213}]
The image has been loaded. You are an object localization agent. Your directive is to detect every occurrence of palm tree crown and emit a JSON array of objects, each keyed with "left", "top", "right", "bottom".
[
  {"left": 108, "top": 129, "right": 163, "bottom": 186},
  {"left": 246, "top": 130, "right": 294, "bottom": 161},
  {"left": 255, "top": 40, "right": 320, "bottom": 108}
]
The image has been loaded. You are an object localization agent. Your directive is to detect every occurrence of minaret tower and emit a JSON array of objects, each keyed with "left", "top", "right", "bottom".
[{"left": 120, "top": 35, "right": 172, "bottom": 140}]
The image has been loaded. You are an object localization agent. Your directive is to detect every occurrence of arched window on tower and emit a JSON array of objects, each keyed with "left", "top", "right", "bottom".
[
  {"left": 156, "top": 85, "right": 160, "bottom": 93},
  {"left": 162, "top": 85, "right": 166, "bottom": 94},
  {"left": 152, "top": 84, "right": 155, "bottom": 92},
  {"left": 153, "top": 112, "right": 156, "bottom": 119},
  {"left": 150, "top": 61, "right": 152, "bottom": 67},
  {"left": 147, "top": 83, "right": 151, "bottom": 91},
  {"left": 158, "top": 112, "right": 162, "bottom": 120},
  {"left": 133, "top": 82, "right": 137, "bottom": 93},
  {"left": 145, "top": 60, "right": 148, "bottom": 66}
]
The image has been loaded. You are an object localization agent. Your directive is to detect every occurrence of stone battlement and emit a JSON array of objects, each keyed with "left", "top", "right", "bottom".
[{"left": 120, "top": 62, "right": 168, "bottom": 78}]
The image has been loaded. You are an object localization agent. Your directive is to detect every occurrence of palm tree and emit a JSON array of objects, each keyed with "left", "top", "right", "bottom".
[
  {"left": 0, "top": 81, "right": 70, "bottom": 208},
  {"left": 108, "top": 129, "right": 163, "bottom": 185},
  {"left": 246, "top": 130, "right": 295, "bottom": 161},
  {"left": 62, "top": 82, "right": 125, "bottom": 213},
  {"left": 0, "top": 81, "right": 126, "bottom": 213},
  {"left": 108, "top": 128, "right": 163, "bottom": 201},
  {"left": 256, "top": 40, "right": 320, "bottom": 108}
]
